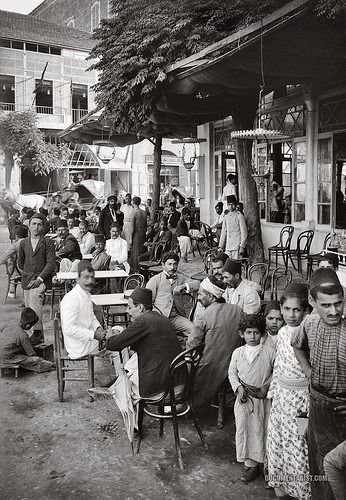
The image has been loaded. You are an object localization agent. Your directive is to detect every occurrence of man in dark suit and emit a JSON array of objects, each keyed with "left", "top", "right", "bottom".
[
  {"left": 18, "top": 213, "right": 56, "bottom": 344},
  {"left": 98, "top": 195, "right": 124, "bottom": 240},
  {"left": 105, "top": 287, "right": 181, "bottom": 399},
  {"left": 138, "top": 218, "right": 172, "bottom": 263},
  {"left": 55, "top": 219, "right": 82, "bottom": 264},
  {"left": 167, "top": 201, "right": 180, "bottom": 232}
]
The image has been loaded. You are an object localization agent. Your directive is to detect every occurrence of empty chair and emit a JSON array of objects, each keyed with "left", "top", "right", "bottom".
[
  {"left": 248, "top": 262, "right": 269, "bottom": 300},
  {"left": 287, "top": 230, "right": 314, "bottom": 275},
  {"left": 189, "top": 221, "right": 205, "bottom": 258},
  {"left": 202, "top": 222, "right": 218, "bottom": 249},
  {"left": 306, "top": 232, "right": 331, "bottom": 278},
  {"left": 138, "top": 241, "right": 167, "bottom": 281},
  {"left": 53, "top": 312, "right": 96, "bottom": 402},
  {"left": 268, "top": 226, "right": 294, "bottom": 269},
  {"left": 134, "top": 344, "right": 208, "bottom": 469},
  {"left": 124, "top": 273, "right": 145, "bottom": 291},
  {"left": 270, "top": 267, "right": 293, "bottom": 300},
  {"left": 4, "top": 255, "right": 21, "bottom": 304}
]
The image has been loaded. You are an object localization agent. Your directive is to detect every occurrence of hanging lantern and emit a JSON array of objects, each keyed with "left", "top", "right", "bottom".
[
  {"left": 93, "top": 140, "right": 116, "bottom": 164},
  {"left": 171, "top": 137, "right": 206, "bottom": 170}
]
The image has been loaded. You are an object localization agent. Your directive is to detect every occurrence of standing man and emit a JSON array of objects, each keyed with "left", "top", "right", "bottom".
[
  {"left": 186, "top": 276, "right": 243, "bottom": 407},
  {"left": 222, "top": 174, "right": 237, "bottom": 204},
  {"left": 292, "top": 268, "right": 346, "bottom": 500},
  {"left": 222, "top": 258, "right": 261, "bottom": 314},
  {"left": 17, "top": 212, "right": 56, "bottom": 344},
  {"left": 218, "top": 195, "right": 247, "bottom": 259},
  {"left": 60, "top": 261, "right": 106, "bottom": 359},
  {"left": 130, "top": 196, "right": 147, "bottom": 273},
  {"left": 210, "top": 202, "right": 225, "bottom": 242},
  {"left": 146, "top": 251, "right": 199, "bottom": 338},
  {"left": 120, "top": 193, "right": 134, "bottom": 249},
  {"left": 98, "top": 195, "right": 124, "bottom": 241},
  {"left": 167, "top": 201, "right": 181, "bottom": 234}
]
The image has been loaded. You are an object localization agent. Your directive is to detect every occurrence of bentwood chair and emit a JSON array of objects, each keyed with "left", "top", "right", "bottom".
[
  {"left": 4, "top": 255, "right": 21, "bottom": 304},
  {"left": 138, "top": 241, "right": 167, "bottom": 282},
  {"left": 306, "top": 232, "right": 331, "bottom": 278},
  {"left": 134, "top": 344, "right": 208, "bottom": 469},
  {"left": 287, "top": 230, "right": 314, "bottom": 275},
  {"left": 53, "top": 312, "right": 96, "bottom": 402},
  {"left": 270, "top": 266, "right": 293, "bottom": 300},
  {"left": 248, "top": 262, "right": 269, "bottom": 300},
  {"left": 268, "top": 226, "right": 294, "bottom": 269}
]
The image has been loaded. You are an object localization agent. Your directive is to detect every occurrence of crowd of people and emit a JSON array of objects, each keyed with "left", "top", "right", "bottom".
[{"left": 0, "top": 187, "right": 345, "bottom": 500}]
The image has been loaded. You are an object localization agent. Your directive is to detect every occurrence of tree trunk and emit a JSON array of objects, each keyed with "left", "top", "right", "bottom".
[
  {"left": 232, "top": 97, "right": 264, "bottom": 264},
  {"left": 4, "top": 150, "right": 13, "bottom": 189},
  {"left": 151, "top": 135, "right": 162, "bottom": 213}
]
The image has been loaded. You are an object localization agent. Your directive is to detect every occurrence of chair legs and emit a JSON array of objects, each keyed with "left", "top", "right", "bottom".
[
  {"left": 189, "top": 402, "right": 208, "bottom": 451},
  {"left": 171, "top": 402, "right": 185, "bottom": 470},
  {"left": 88, "top": 356, "right": 95, "bottom": 388},
  {"left": 134, "top": 400, "right": 144, "bottom": 454},
  {"left": 159, "top": 405, "right": 165, "bottom": 436},
  {"left": 217, "top": 383, "right": 227, "bottom": 429}
]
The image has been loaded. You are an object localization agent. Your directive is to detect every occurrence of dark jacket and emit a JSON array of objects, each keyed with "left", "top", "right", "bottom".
[
  {"left": 176, "top": 218, "right": 189, "bottom": 237},
  {"left": 98, "top": 205, "right": 124, "bottom": 240},
  {"left": 105, "top": 310, "right": 181, "bottom": 397},
  {"left": 167, "top": 210, "right": 180, "bottom": 229},
  {"left": 18, "top": 236, "right": 56, "bottom": 289},
  {"left": 56, "top": 234, "right": 82, "bottom": 261}
]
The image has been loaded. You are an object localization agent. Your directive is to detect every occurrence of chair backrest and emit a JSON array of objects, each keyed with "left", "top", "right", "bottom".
[
  {"left": 279, "top": 225, "right": 294, "bottom": 249},
  {"left": 202, "top": 222, "right": 215, "bottom": 248},
  {"left": 53, "top": 312, "right": 65, "bottom": 358},
  {"left": 203, "top": 248, "right": 214, "bottom": 273},
  {"left": 152, "top": 210, "right": 163, "bottom": 224},
  {"left": 168, "top": 344, "right": 205, "bottom": 404},
  {"left": 124, "top": 274, "right": 145, "bottom": 291},
  {"left": 323, "top": 232, "right": 331, "bottom": 250},
  {"left": 270, "top": 267, "right": 293, "bottom": 300},
  {"left": 171, "top": 242, "right": 180, "bottom": 255},
  {"left": 248, "top": 262, "right": 269, "bottom": 297},
  {"left": 154, "top": 241, "right": 167, "bottom": 262},
  {"left": 296, "top": 230, "right": 314, "bottom": 255},
  {"left": 5, "top": 255, "right": 16, "bottom": 277}
]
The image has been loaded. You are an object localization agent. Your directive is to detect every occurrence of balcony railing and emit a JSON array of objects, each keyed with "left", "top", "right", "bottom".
[
  {"left": 0, "top": 102, "right": 15, "bottom": 111},
  {"left": 36, "top": 105, "right": 53, "bottom": 114},
  {"left": 72, "top": 108, "right": 89, "bottom": 123}
]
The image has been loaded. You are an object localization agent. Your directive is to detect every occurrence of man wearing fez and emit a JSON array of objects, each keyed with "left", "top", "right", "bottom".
[
  {"left": 146, "top": 251, "right": 199, "bottom": 338},
  {"left": 91, "top": 234, "right": 110, "bottom": 271},
  {"left": 222, "top": 258, "right": 261, "bottom": 314},
  {"left": 106, "top": 287, "right": 181, "bottom": 401},
  {"left": 218, "top": 195, "right": 247, "bottom": 259},
  {"left": 55, "top": 219, "right": 82, "bottom": 269},
  {"left": 186, "top": 276, "right": 244, "bottom": 407},
  {"left": 60, "top": 261, "right": 107, "bottom": 359},
  {"left": 98, "top": 195, "right": 124, "bottom": 241},
  {"left": 292, "top": 268, "right": 346, "bottom": 500},
  {"left": 18, "top": 212, "right": 56, "bottom": 344}
]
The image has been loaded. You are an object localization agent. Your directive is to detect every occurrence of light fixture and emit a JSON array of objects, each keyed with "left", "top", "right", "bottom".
[
  {"left": 93, "top": 139, "right": 116, "bottom": 164},
  {"left": 2, "top": 85, "right": 6, "bottom": 91},
  {"left": 47, "top": 89, "right": 51, "bottom": 95},
  {"left": 82, "top": 92, "right": 86, "bottom": 98},
  {"left": 171, "top": 137, "right": 206, "bottom": 170},
  {"left": 11, "top": 85, "right": 15, "bottom": 91}
]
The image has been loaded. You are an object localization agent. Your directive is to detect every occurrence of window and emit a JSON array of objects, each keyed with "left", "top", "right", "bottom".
[
  {"left": 71, "top": 83, "right": 88, "bottom": 122},
  {"left": 35, "top": 79, "right": 53, "bottom": 114},
  {"left": 293, "top": 141, "right": 306, "bottom": 222},
  {"left": 0, "top": 74, "right": 15, "bottom": 111},
  {"left": 214, "top": 153, "right": 223, "bottom": 201},
  {"left": 66, "top": 16, "right": 75, "bottom": 27},
  {"left": 91, "top": 1, "right": 100, "bottom": 31},
  {"left": 317, "top": 138, "right": 332, "bottom": 225}
]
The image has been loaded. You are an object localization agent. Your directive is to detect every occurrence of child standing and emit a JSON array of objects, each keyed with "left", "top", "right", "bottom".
[
  {"left": 266, "top": 283, "right": 310, "bottom": 499},
  {"left": 229, "top": 314, "right": 275, "bottom": 482},
  {"left": 262, "top": 300, "right": 284, "bottom": 350}
]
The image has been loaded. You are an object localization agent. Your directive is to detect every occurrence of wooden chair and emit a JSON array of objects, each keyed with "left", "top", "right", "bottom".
[
  {"left": 138, "top": 241, "right": 167, "bottom": 281},
  {"left": 248, "top": 262, "right": 269, "bottom": 300},
  {"left": 190, "top": 221, "right": 205, "bottom": 258},
  {"left": 268, "top": 226, "right": 294, "bottom": 269},
  {"left": 124, "top": 273, "right": 145, "bottom": 291},
  {"left": 270, "top": 267, "right": 293, "bottom": 300},
  {"left": 53, "top": 313, "right": 96, "bottom": 402},
  {"left": 4, "top": 255, "right": 21, "bottom": 304},
  {"left": 134, "top": 344, "right": 208, "bottom": 469},
  {"left": 287, "top": 230, "right": 315, "bottom": 275},
  {"left": 202, "top": 222, "right": 218, "bottom": 248},
  {"left": 45, "top": 281, "right": 66, "bottom": 319},
  {"left": 306, "top": 232, "right": 331, "bottom": 278}
]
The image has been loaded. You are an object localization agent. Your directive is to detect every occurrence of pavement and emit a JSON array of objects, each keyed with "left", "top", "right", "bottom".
[{"left": 0, "top": 225, "right": 275, "bottom": 500}]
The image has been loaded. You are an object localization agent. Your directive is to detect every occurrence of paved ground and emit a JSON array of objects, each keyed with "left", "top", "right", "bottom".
[{"left": 0, "top": 225, "right": 275, "bottom": 500}]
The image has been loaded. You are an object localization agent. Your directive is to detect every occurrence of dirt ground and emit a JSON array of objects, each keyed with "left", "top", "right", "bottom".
[{"left": 0, "top": 225, "right": 274, "bottom": 500}]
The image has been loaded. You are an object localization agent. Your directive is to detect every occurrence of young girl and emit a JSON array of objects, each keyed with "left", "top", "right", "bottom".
[
  {"left": 262, "top": 300, "right": 285, "bottom": 350},
  {"left": 266, "top": 282, "right": 310, "bottom": 499},
  {"left": 229, "top": 314, "right": 276, "bottom": 483}
]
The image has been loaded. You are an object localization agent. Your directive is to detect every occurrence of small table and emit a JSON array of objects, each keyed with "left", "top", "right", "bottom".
[
  {"left": 46, "top": 233, "right": 57, "bottom": 238},
  {"left": 82, "top": 254, "right": 93, "bottom": 260},
  {"left": 91, "top": 293, "right": 129, "bottom": 328},
  {"left": 56, "top": 270, "right": 129, "bottom": 280}
]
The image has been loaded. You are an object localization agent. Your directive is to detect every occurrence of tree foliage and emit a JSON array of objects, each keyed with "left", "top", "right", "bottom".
[{"left": 0, "top": 109, "right": 69, "bottom": 176}]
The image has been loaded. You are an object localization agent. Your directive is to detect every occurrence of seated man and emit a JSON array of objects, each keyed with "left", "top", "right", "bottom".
[
  {"left": 105, "top": 222, "right": 129, "bottom": 272},
  {"left": 146, "top": 251, "right": 199, "bottom": 338},
  {"left": 67, "top": 215, "right": 80, "bottom": 239},
  {"left": 55, "top": 219, "right": 82, "bottom": 271},
  {"left": 138, "top": 218, "right": 172, "bottom": 262},
  {"left": 91, "top": 234, "right": 110, "bottom": 271},
  {"left": 222, "top": 258, "right": 261, "bottom": 314},
  {"left": 0, "top": 307, "right": 54, "bottom": 373},
  {"left": 60, "top": 261, "right": 107, "bottom": 359},
  {"left": 186, "top": 276, "right": 244, "bottom": 407},
  {"left": 78, "top": 220, "right": 95, "bottom": 255},
  {"left": 105, "top": 287, "right": 181, "bottom": 404}
]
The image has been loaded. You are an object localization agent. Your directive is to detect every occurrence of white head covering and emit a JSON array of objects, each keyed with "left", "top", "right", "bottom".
[{"left": 200, "top": 277, "right": 224, "bottom": 299}]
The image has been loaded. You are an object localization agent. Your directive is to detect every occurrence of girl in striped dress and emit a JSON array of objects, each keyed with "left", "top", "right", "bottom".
[{"left": 266, "top": 283, "right": 311, "bottom": 499}]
